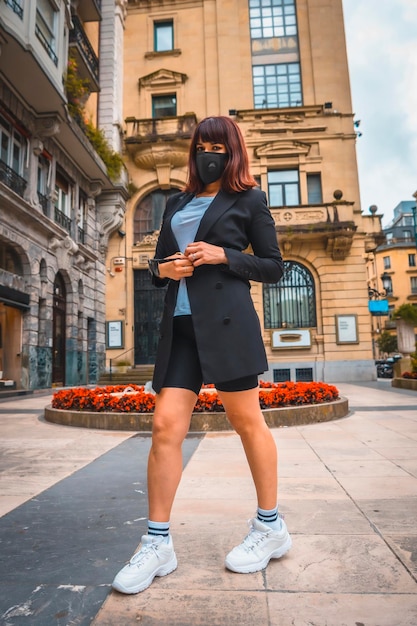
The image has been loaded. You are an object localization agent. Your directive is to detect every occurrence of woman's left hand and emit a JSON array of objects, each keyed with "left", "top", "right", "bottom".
[{"left": 185, "top": 242, "right": 228, "bottom": 267}]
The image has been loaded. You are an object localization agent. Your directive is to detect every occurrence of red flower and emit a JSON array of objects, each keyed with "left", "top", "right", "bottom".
[{"left": 51, "top": 381, "right": 339, "bottom": 414}]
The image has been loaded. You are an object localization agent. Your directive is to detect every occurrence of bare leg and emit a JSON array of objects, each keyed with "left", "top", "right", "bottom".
[
  {"left": 147, "top": 387, "right": 197, "bottom": 521},
  {"left": 217, "top": 387, "right": 277, "bottom": 509}
]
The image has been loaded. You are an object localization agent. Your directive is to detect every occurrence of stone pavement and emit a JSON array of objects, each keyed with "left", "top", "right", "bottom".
[{"left": 0, "top": 380, "right": 416, "bottom": 625}]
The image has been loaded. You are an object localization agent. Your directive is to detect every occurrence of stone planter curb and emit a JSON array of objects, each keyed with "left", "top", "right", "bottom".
[
  {"left": 391, "top": 378, "right": 417, "bottom": 391},
  {"left": 44, "top": 396, "right": 349, "bottom": 432}
]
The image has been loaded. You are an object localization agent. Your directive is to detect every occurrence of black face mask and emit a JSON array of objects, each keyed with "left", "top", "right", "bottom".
[{"left": 196, "top": 152, "right": 228, "bottom": 185}]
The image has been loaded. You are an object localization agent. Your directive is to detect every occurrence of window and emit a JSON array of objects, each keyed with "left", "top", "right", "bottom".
[
  {"left": 0, "top": 115, "right": 25, "bottom": 175},
  {"left": 37, "top": 155, "right": 50, "bottom": 215},
  {"left": 268, "top": 170, "right": 299, "bottom": 206},
  {"left": 134, "top": 188, "right": 180, "bottom": 242},
  {"left": 152, "top": 94, "right": 177, "bottom": 118},
  {"left": 249, "top": 0, "right": 297, "bottom": 39},
  {"left": 78, "top": 192, "right": 88, "bottom": 244},
  {"left": 54, "top": 171, "right": 72, "bottom": 232},
  {"left": 296, "top": 368, "right": 313, "bottom": 382},
  {"left": 411, "top": 277, "right": 417, "bottom": 295},
  {"left": 307, "top": 174, "right": 323, "bottom": 204},
  {"left": 383, "top": 256, "right": 391, "bottom": 270},
  {"left": 386, "top": 232, "right": 393, "bottom": 243},
  {"left": 409, "top": 254, "right": 416, "bottom": 267},
  {"left": 0, "top": 242, "right": 23, "bottom": 275},
  {"left": 263, "top": 261, "right": 317, "bottom": 329},
  {"left": 154, "top": 20, "right": 173, "bottom": 52},
  {"left": 36, "top": 0, "right": 58, "bottom": 65},
  {"left": 5, "top": 0, "right": 24, "bottom": 19},
  {"left": 403, "top": 230, "right": 412, "bottom": 241},
  {"left": 253, "top": 63, "right": 302, "bottom": 109},
  {"left": 273, "top": 368, "right": 291, "bottom": 382}
]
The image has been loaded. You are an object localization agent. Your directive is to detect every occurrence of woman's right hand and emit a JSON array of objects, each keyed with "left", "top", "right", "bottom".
[{"left": 158, "top": 252, "right": 195, "bottom": 280}]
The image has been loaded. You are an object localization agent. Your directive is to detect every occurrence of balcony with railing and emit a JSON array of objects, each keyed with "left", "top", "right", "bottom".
[
  {"left": 125, "top": 114, "right": 197, "bottom": 144},
  {"left": 0, "top": 160, "right": 27, "bottom": 197},
  {"left": 270, "top": 202, "right": 358, "bottom": 261},
  {"left": 78, "top": 226, "right": 85, "bottom": 244},
  {"left": 38, "top": 192, "right": 48, "bottom": 215},
  {"left": 124, "top": 114, "right": 197, "bottom": 175},
  {"left": 69, "top": 15, "right": 99, "bottom": 91},
  {"left": 54, "top": 207, "right": 72, "bottom": 233},
  {"left": 4, "top": 0, "right": 23, "bottom": 19}
]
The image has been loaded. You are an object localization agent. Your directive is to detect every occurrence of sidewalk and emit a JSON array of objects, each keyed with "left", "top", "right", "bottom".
[{"left": 0, "top": 381, "right": 416, "bottom": 625}]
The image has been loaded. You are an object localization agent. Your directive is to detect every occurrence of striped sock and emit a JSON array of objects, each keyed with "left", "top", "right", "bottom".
[
  {"left": 257, "top": 506, "right": 281, "bottom": 530},
  {"left": 148, "top": 520, "right": 170, "bottom": 542}
]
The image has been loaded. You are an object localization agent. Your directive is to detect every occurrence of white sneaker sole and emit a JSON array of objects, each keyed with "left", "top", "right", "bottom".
[
  {"left": 112, "top": 553, "right": 178, "bottom": 594},
  {"left": 225, "top": 534, "right": 292, "bottom": 574}
]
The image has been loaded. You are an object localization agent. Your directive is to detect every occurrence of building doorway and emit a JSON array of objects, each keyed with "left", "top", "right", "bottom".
[
  {"left": 134, "top": 270, "right": 166, "bottom": 364},
  {"left": 52, "top": 273, "right": 66, "bottom": 385}
]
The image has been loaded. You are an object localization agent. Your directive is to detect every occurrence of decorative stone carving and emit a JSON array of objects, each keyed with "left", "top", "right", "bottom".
[
  {"left": 49, "top": 236, "right": 79, "bottom": 270},
  {"left": 33, "top": 116, "right": 61, "bottom": 138},
  {"left": 326, "top": 235, "right": 353, "bottom": 260},
  {"left": 135, "top": 231, "right": 160, "bottom": 247},
  {"left": 138, "top": 68, "right": 187, "bottom": 92},
  {"left": 255, "top": 140, "right": 311, "bottom": 158},
  {"left": 274, "top": 209, "right": 326, "bottom": 224},
  {"left": 97, "top": 192, "right": 127, "bottom": 254}
]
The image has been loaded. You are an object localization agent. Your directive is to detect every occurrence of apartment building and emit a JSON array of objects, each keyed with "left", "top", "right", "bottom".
[
  {"left": 367, "top": 201, "right": 417, "bottom": 342},
  {"left": 104, "top": 0, "right": 383, "bottom": 383},
  {"left": 0, "top": 0, "right": 128, "bottom": 390}
]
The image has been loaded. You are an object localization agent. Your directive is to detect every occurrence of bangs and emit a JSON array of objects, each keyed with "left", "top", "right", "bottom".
[{"left": 197, "top": 117, "right": 228, "bottom": 145}]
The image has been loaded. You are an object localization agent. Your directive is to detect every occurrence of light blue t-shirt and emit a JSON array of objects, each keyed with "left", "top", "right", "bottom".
[{"left": 171, "top": 196, "right": 214, "bottom": 316}]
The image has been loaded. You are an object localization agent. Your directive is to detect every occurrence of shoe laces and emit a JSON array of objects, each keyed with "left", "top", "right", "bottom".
[
  {"left": 240, "top": 519, "right": 271, "bottom": 553},
  {"left": 129, "top": 539, "right": 163, "bottom": 567}
]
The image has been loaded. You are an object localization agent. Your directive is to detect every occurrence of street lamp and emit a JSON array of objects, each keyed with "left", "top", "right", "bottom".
[{"left": 381, "top": 272, "right": 392, "bottom": 296}]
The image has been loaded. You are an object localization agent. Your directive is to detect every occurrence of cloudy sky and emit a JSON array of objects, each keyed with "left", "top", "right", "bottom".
[{"left": 342, "top": 0, "right": 417, "bottom": 226}]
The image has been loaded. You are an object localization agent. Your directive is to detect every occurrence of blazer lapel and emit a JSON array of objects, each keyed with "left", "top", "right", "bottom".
[{"left": 195, "top": 190, "right": 238, "bottom": 241}]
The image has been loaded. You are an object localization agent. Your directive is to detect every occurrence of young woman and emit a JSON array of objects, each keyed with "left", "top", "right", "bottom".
[{"left": 112, "top": 116, "right": 292, "bottom": 594}]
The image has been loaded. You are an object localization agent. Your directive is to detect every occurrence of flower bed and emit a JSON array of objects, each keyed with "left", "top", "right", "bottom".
[
  {"left": 52, "top": 381, "right": 340, "bottom": 413},
  {"left": 402, "top": 371, "right": 417, "bottom": 379}
]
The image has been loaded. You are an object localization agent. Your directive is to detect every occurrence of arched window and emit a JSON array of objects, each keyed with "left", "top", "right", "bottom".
[
  {"left": 0, "top": 241, "right": 23, "bottom": 275},
  {"left": 134, "top": 188, "right": 180, "bottom": 243},
  {"left": 263, "top": 261, "right": 317, "bottom": 329}
]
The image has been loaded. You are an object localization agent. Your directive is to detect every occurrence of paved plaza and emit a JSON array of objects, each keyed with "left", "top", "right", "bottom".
[{"left": 0, "top": 380, "right": 416, "bottom": 625}]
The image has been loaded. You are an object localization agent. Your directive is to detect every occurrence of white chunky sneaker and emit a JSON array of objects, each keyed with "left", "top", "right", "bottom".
[
  {"left": 225, "top": 517, "right": 292, "bottom": 574},
  {"left": 112, "top": 535, "right": 177, "bottom": 594}
]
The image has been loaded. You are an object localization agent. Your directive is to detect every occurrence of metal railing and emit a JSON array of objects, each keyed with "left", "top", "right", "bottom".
[
  {"left": 38, "top": 192, "right": 48, "bottom": 215},
  {"left": 54, "top": 207, "right": 72, "bottom": 233},
  {"left": 78, "top": 226, "right": 85, "bottom": 244},
  {"left": 69, "top": 15, "right": 99, "bottom": 83},
  {"left": 108, "top": 347, "right": 135, "bottom": 382},
  {"left": 125, "top": 113, "right": 197, "bottom": 142},
  {"left": 4, "top": 0, "right": 23, "bottom": 19},
  {"left": 0, "top": 159, "right": 27, "bottom": 197},
  {"left": 35, "top": 24, "right": 58, "bottom": 66}
]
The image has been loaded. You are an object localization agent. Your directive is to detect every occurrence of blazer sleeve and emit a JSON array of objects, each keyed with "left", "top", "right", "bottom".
[
  {"left": 149, "top": 194, "right": 180, "bottom": 288},
  {"left": 223, "top": 189, "right": 283, "bottom": 284}
]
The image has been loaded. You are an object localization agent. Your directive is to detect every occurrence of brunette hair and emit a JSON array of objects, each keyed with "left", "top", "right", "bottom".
[{"left": 184, "top": 116, "right": 257, "bottom": 194}]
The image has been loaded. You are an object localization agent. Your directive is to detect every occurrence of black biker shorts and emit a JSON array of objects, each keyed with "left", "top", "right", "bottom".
[{"left": 161, "top": 315, "right": 258, "bottom": 394}]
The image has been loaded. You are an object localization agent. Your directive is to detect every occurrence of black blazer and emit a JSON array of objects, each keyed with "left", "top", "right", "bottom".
[{"left": 151, "top": 187, "right": 283, "bottom": 392}]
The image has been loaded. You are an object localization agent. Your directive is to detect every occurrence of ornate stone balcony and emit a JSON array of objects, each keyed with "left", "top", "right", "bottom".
[
  {"left": 271, "top": 202, "right": 357, "bottom": 261},
  {"left": 125, "top": 113, "right": 197, "bottom": 145},
  {"left": 124, "top": 114, "right": 197, "bottom": 187}
]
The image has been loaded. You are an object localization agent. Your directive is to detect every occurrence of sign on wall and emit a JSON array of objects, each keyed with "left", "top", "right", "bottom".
[{"left": 106, "top": 320, "right": 124, "bottom": 349}]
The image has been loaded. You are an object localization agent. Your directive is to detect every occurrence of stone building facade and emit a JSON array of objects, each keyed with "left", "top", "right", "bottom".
[
  {"left": 105, "top": 0, "right": 383, "bottom": 383},
  {"left": 366, "top": 201, "right": 417, "bottom": 355},
  {"left": 0, "top": 0, "right": 128, "bottom": 390}
]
